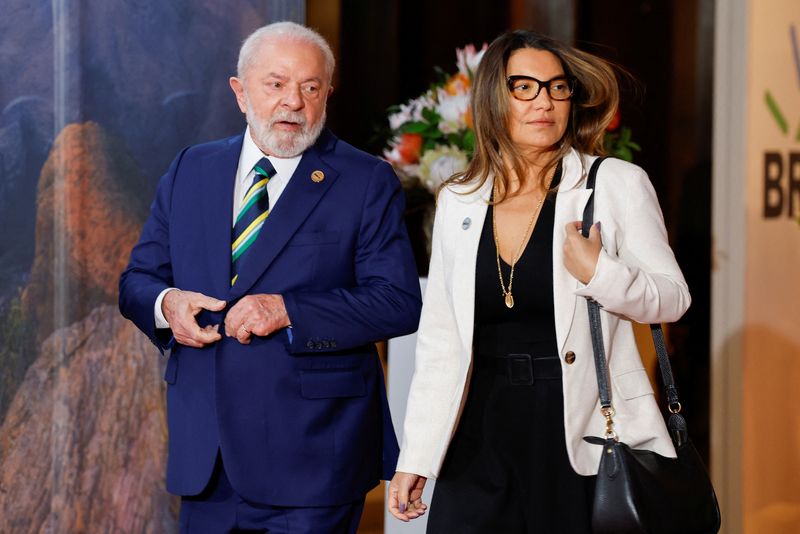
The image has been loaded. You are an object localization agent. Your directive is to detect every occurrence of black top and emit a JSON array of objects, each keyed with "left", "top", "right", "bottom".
[{"left": 473, "top": 164, "right": 562, "bottom": 360}]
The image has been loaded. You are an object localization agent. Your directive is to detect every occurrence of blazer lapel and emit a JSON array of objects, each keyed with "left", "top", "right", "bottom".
[
  {"left": 201, "top": 135, "right": 242, "bottom": 299},
  {"left": 552, "top": 149, "right": 593, "bottom": 353},
  {"left": 227, "top": 133, "right": 339, "bottom": 301},
  {"left": 449, "top": 179, "right": 492, "bottom": 352}
]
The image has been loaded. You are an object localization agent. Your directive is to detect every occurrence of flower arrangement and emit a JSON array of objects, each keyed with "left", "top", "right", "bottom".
[
  {"left": 383, "top": 44, "right": 640, "bottom": 193},
  {"left": 383, "top": 44, "right": 485, "bottom": 192}
]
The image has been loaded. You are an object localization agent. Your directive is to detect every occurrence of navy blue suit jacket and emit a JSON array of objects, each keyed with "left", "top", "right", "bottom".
[{"left": 119, "top": 129, "right": 422, "bottom": 506}]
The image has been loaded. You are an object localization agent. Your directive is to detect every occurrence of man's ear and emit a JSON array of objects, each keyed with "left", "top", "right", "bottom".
[{"left": 229, "top": 77, "right": 247, "bottom": 114}]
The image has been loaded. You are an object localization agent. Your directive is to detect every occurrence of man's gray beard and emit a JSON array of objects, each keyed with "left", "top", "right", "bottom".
[{"left": 247, "top": 104, "right": 326, "bottom": 158}]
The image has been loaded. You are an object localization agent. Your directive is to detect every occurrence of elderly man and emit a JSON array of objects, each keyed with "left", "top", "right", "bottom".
[{"left": 119, "top": 22, "right": 421, "bottom": 533}]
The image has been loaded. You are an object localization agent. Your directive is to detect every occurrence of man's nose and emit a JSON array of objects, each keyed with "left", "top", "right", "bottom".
[{"left": 282, "top": 85, "right": 304, "bottom": 110}]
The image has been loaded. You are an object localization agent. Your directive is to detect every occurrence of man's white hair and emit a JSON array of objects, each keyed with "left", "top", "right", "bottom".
[{"left": 237, "top": 21, "right": 335, "bottom": 81}]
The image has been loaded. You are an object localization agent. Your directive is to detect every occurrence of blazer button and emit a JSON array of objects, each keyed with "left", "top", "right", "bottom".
[
  {"left": 565, "top": 351, "right": 576, "bottom": 364},
  {"left": 306, "top": 341, "right": 315, "bottom": 349},
  {"left": 315, "top": 342, "right": 323, "bottom": 350},
  {"left": 322, "top": 340, "right": 330, "bottom": 349},
  {"left": 331, "top": 341, "right": 337, "bottom": 348}
]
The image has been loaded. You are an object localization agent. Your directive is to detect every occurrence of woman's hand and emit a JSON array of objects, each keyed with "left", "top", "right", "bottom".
[
  {"left": 563, "top": 221, "right": 602, "bottom": 284},
  {"left": 388, "top": 472, "right": 428, "bottom": 521}
]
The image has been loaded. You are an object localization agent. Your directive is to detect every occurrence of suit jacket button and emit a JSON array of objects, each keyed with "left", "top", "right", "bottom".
[
  {"left": 306, "top": 341, "right": 315, "bottom": 349},
  {"left": 331, "top": 341, "right": 337, "bottom": 348},
  {"left": 565, "top": 351, "right": 576, "bottom": 364},
  {"left": 315, "top": 342, "right": 323, "bottom": 350},
  {"left": 322, "top": 340, "right": 330, "bottom": 349}
]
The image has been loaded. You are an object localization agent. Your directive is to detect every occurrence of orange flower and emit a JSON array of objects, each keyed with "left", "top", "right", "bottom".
[
  {"left": 606, "top": 110, "right": 621, "bottom": 132},
  {"left": 464, "top": 107, "right": 473, "bottom": 130},
  {"left": 396, "top": 133, "right": 423, "bottom": 163},
  {"left": 444, "top": 72, "right": 470, "bottom": 96}
]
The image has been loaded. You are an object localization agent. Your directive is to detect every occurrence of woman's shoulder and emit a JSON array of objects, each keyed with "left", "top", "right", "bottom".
[
  {"left": 565, "top": 151, "right": 650, "bottom": 193},
  {"left": 595, "top": 155, "right": 648, "bottom": 181},
  {"left": 439, "top": 176, "right": 492, "bottom": 204},
  {"left": 579, "top": 153, "right": 659, "bottom": 209}
]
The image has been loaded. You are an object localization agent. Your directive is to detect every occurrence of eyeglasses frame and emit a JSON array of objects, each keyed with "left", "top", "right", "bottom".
[{"left": 506, "top": 75, "right": 576, "bottom": 101}]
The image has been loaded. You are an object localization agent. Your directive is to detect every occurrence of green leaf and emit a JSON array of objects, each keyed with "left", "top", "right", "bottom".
[
  {"left": 400, "top": 122, "right": 428, "bottom": 134},
  {"left": 463, "top": 130, "right": 476, "bottom": 155},
  {"left": 423, "top": 139, "right": 437, "bottom": 151},
  {"left": 422, "top": 107, "right": 441, "bottom": 123}
]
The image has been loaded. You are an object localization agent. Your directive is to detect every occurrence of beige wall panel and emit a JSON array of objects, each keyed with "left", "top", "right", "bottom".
[{"left": 743, "top": 1, "right": 800, "bottom": 532}]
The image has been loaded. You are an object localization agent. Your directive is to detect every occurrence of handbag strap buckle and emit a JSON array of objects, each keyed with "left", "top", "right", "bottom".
[{"left": 601, "top": 405, "right": 619, "bottom": 441}]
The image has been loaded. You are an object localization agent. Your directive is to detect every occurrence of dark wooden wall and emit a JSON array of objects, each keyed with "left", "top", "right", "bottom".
[{"left": 325, "top": 0, "right": 510, "bottom": 154}]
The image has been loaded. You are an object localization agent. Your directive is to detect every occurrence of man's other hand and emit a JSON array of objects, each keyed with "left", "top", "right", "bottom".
[
  {"left": 224, "top": 294, "right": 291, "bottom": 345},
  {"left": 162, "top": 289, "right": 226, "bottom": 347}
]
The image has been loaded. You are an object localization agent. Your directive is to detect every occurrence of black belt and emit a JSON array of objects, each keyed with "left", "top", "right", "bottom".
[{"left": 476, "top": 353, "right": 562, "bottom": 386}]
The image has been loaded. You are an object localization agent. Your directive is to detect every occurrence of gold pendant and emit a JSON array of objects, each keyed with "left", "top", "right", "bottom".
[{"left": 504, "top": 293, "right": 514, "bottom": 308}]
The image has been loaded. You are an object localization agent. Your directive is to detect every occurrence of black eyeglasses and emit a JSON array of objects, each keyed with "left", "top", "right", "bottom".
[{"left": 506, "top": 75, "right": 575, "bottom": 101}]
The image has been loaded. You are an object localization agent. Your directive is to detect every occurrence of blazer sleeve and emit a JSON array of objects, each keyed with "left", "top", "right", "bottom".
[
  {"left": 118, "top": 148, "right": 187, "bottom": 352},
  {"left": 396, "top": 189, "right": 466, "bottom": 479},
  {"left": 282, "top": 160, "right": 422, "bottom": 353},
  {"left": 574, "top": 160, "right": 691, "bottom": 323}
]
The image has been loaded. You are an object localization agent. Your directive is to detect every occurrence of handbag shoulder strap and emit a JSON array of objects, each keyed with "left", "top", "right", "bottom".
[
  {"left": 581, "top": 156, "right": 608, "bottom": 238},
  {"left": 581, "top": 156, "right": 682, "bottom": 417}
]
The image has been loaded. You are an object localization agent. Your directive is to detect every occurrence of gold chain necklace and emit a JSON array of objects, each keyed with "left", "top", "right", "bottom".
[{"left": 492, "top": 167, "right": 556, "bottom": 309}]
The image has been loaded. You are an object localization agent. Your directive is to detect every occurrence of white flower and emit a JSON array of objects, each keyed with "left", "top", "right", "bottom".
[
  {"left": 383, "top": 145, "right": 420, "bottom": 180},
  {"left": 388, "top": 91, "right": 436, "bottom": 130},
  {"left": 388, "top": 109, "right": 411, "bottom": 131},
  {"left": 418, "top": 145, "right": 469, "bottom": 192},
  {"left": 435, "top": 88, "right": 470, "bottom": 134},
  {"left": 456, "top": 43, "right": 488, "bottom": 76}
]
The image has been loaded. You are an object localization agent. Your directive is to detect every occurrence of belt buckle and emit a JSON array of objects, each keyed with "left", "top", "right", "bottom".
[{"left": 503, "top": 353, "right": 534, "bottom": 386}]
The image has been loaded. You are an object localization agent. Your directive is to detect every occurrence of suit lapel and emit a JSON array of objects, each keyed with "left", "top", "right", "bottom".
[
  {"left": 201, "top": 135, "right": 242, "bottom": 299},
  {"left": 449, "top": 179, "right": 492, "bottom": 352},
  {"left": 227, "top": 133, "right": 339, "bottom": 300},
  {"left": 552, "top": 149, "right": 593, "bottom": 353}
]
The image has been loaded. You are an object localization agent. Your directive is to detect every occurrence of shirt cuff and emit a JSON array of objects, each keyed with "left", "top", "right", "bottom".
[{"left": 154, "top": 287, "right": 177, "bottom": 329}]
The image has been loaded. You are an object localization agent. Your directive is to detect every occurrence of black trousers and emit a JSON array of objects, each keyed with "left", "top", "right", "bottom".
[{"left": 426, "top": 356, "right": 595, "bottom": 534}]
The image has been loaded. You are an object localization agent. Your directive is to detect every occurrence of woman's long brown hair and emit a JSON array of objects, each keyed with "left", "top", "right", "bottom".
[{"left": 446, "top": 30, "right": 621, "bottom": 201}]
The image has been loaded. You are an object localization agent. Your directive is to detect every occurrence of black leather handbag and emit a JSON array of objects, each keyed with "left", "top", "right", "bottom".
[{"left": 580, "top": 157, "right": 721, "bottom": 534}]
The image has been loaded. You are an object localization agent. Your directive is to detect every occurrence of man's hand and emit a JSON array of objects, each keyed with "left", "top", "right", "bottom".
[
  {"left": 388, "top": 472, "right": 428, "bottom": 522},
  {"left": 563, "top": 221, "right": 602, "bottom": 284},
  {"left": 162, "top": 289, "right": 226, "bottom": 348},
  {"left": 224, "top": 294, "right": 291, "bottom": 345}
]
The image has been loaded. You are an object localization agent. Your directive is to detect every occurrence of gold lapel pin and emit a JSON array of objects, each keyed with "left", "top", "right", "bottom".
[{"left": 311, "top": 170, "right": 325, "bottom": 183}]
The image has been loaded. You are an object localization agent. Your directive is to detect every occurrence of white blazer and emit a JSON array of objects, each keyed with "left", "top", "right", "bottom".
[{"left": 396, "top": 148, "right": 691, "bottom": 478}]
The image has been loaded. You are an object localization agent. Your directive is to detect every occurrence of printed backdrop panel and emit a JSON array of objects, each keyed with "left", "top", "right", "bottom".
[
  {"left": 0, "top": 2, "right": 301, "bottom": 532},
  {"left": 743, "top": 1, "right": 800, "bottom": 532}
]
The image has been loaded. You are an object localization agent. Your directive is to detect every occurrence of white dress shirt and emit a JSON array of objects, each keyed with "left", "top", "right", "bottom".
[{"left": 154, "top": 126, "right": 302, "bottom": 328}]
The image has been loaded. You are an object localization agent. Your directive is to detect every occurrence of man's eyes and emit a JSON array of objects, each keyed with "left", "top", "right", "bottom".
[{"left": 265, "top": 81, "right": 321, "bottom": 95}]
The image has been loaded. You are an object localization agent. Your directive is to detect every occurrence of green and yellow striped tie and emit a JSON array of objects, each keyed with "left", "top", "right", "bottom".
[{"left": 231, "top": 157, "right": 274, "bottom": 286}]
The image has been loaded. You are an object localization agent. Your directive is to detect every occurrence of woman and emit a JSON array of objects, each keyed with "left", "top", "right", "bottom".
[{"left": 387, "top": 30, "right": 690, "bottom": 532}]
